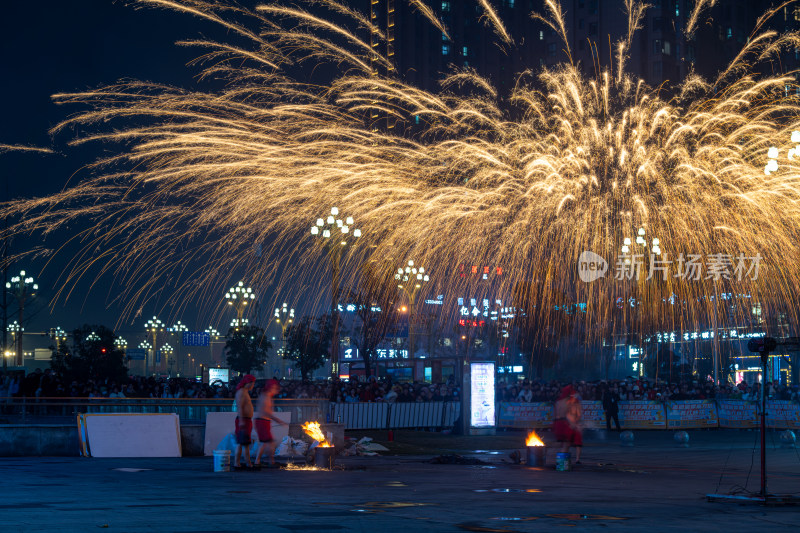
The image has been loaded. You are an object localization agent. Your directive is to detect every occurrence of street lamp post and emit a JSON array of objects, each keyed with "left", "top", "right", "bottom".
[
  {"left": 170, "top": 320, "right": 189, "bottom": 377},
  {"left": 138, "top": 340, "right": 152, "bottom": 376},
  {"left": 7, "top": 320, "right": 22, "bottom": 366},
  {"left": 205, "top": 326, "right": 221, "bottom": 366},
  {"left": 274, "top": 303, "right": 294, "bottom": 377},
  {"left": 620, "top": 228, "right": 663, "bottom": 379},
  {"left": 310, "top": 207, "right": 361, "bottom": 378},
  {"left": 50, "top": 327, "right": 67, "bottom": 345},
  {"left": 115, "top": 337, "right": 128, "bottom": 369},
  {"left": 160, "top": 343, "right": 174, "bottom": 374},
  {"left": 225, "top": 282, "right": 255, "bottom": 330},
  {"left": 144, "top": 316, "right": 164, "bottom": 375},
  {"left": 395, "top": 260, "right": 430, "bottom": 360},
  {"left": 5, "top": 270, "right": 37, "bottom": 366}
]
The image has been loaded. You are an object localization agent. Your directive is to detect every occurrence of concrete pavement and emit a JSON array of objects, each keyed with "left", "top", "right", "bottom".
[{"left": 1, "top": 430, "right": 799, "bottom": 532}]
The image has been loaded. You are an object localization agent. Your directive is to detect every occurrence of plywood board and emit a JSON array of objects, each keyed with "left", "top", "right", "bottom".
[{"left": 82, "top": 413, "right": 182, "bottom": 457}]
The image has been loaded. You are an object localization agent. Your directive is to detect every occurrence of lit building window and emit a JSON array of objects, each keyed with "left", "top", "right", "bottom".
[
  {"left": 462, "top": 46, "right": 468, "bottom": 56},
  {"left": 442, "top": 1, "right": 450, "bottom": 12},
  {"left": 442, "top": 44, "right": 450, "bottom": 55},
  {"left": 539, "top": 30, "right": 544, "bottom": 40}
]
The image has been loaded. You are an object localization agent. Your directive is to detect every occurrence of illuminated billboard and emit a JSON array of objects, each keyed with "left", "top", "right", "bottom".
[
  {"left": 470, "top": 362, "right": 496, "bottom": 428},
  {"left": 208, "top": 368, "right": 230, "bottom": 384}
]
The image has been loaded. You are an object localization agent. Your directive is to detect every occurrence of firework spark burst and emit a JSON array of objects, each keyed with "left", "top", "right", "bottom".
[{"left": 4, "top": 0, "right": 800, "bottom": 344}]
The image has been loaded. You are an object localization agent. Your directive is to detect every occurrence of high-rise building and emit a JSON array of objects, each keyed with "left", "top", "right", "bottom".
[{"left": 362, "top": 1, "right": 773, "bottom": 93}]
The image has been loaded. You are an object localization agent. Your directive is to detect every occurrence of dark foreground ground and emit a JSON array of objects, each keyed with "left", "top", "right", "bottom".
[{"left": 1, "top": 429, "right": 799, "bottom": 532}]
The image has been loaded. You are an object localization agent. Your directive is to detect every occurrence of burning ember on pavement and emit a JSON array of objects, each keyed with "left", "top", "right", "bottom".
[
  {"left": 302, "top": 421, "right": 333, "bottom": 447},
  {"left": 526, "top": 431, "right": 544, "bottom": 447}
]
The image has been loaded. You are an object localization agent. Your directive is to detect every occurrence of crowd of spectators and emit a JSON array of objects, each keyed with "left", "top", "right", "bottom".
[
  {"left": 496, "top": 378, "right": 800, "bottom": 403},
  {"left": 0, "top": 368, "right": 461, "bottom": 403},
  {"left": 0, "top": 369, "right": 232, "bottom": 400},
  {"left": 2, "top": 368, "right": 799, "bottom": 404}
]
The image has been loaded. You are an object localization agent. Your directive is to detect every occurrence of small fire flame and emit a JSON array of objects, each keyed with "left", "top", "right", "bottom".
[
  {"left": 302, "top": 421, "right": 333, "bottom": 447},
  {"left": 526, "top": 430, "right": 544, "bottom": 447}
]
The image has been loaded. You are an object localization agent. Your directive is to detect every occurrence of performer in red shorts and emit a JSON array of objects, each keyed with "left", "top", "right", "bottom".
[
  {"left": 254, "top": 379, "right": 287, "bottom": 468},
  {"left": 234, "top": 374, "right": 256, "bottom": 470},
  {"left": 553, "top": 385, "right": 583, "bottom": 464}
]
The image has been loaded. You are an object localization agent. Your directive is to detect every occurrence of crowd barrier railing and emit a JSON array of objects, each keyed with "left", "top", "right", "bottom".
[
  {"left": 497, "top": 399, "right": 800, "bottom": 430},
  {"left": 330, "top": 401, "right": 461, "bottom": 430},
  {"left": 0, "top": 397, "right": 326, "bottom": 425}
]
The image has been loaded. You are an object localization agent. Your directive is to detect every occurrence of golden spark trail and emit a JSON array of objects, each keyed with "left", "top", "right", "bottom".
[{"left": 2, "top": 0, "right": 800, "bottom": 350}]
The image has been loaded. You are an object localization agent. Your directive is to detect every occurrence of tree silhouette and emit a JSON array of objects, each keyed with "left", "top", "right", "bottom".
[
  {"left": 283, "top": 315, "right": 332, "bottom": 381},
  {"left": 50, "top": 324, "right": 128, "bottom": 383},
  {"left": 225, "top": 325, "right": 271, "bottom": 374}
]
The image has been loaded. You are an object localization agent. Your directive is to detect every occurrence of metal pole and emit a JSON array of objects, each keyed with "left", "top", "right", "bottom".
[
  {"left": 330, "top": 250, "right": 340, "bottom": 379},
  {"left": 2, "top": 179, "right": 8, "bottom": 372},
  {"left": 1, "top": 253, "right": 6, "bottom": 372},
  {"left": 712, "top": 284, "right": 719, "bottom": 385},
  {"left": 16, "top": 297, "right": 24, "bottom": 366},
  {"left": 760, "top": 349, "right": 767, "bottom": 497}
]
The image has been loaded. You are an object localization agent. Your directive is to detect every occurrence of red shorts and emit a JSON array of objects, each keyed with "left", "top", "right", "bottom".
[
  {"left": 553, "top": 419, "right": 583, "bottom": 446},
  {"left": 255, "top": 418, "right": 273, "bottom": 442},
  {"left": 235, "top": 417, "right": 253, "bottom": 446}
]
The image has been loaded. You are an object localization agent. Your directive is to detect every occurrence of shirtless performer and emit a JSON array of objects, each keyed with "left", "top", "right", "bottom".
[
  {"left": 553, "top": 384, "right": 583, "bottom": 464},
  {"left": 254, "top": 379, "right": 287, "bottom": 468},
  {"left": 234, "top": 374, "right": 256, "bottom": 470}
]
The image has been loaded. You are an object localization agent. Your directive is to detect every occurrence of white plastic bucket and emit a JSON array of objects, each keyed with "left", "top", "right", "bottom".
[{"left": 213, "top": 449, "right": 231, "bottom": 472}]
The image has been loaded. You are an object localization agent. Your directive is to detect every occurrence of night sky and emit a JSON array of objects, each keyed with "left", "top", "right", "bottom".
[{"left": 0, "top": 1, "right": 249, "bottom": 335}]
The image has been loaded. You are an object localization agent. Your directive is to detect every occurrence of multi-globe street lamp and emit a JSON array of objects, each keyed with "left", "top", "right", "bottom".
[
  {"left": 205, "top": 326, "right": 221, "bottom": 365},
  {"left": 50, "top": 327, "right": 67, "bottom": 345},
  {"left": 86, "top": 331, "right": 101, "bottom": 342},
  {"left": 273, "top": 303, "right": 295, "bottom": 377},
  {"left": 115, "top": 337, "right": 128, "bottom": 368},
  {"left": 225, "top": 281, "right": 255, "bottom": 329},
  {"left": 5, "top": 270, "right": 37, "bottom": 366},
  {"left": 160, "top": 343, "right": 174, "bottom": 373},
  {"left": 310, "top": 207, "right": 361, "bottom": 378},
  {"left": 170, "top": 320, "right": 189, "bottom": 376},
  {"left": 395, "top": 260, "right": 430, "bottom": 360},
  {"left": 620, "top": 227, "right": 662, "bottom": 379},
  {"left": 7, "top": 320, "right": 22, "bottom": 365},
  {"left": 230, "top": 318, "right": 249, "bottom": 329},
  {"left": 144, "top": 316, "right": 164, "bottom": 375}
]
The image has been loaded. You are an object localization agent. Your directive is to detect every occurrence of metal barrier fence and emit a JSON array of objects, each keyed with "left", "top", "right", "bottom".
[
  {"left": 497, "top": 399, "right": 800, "bottom": 430},
  {"left": 330, "top": 401, "right": 461, "bottom": 430},
  {"left": 0, "top": 398, "right": 327, "bottom": 425},
  {"left": 0, "top": 398, "right": 459, "bottom": 429}
]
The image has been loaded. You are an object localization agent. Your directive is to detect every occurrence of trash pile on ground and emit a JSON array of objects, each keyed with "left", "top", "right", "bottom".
[
  {"left": 339, "top": 436, "right": 390, "bottom": 456},
  {"left": 275, "top": 436, "right": 309, "bottom": 457}
]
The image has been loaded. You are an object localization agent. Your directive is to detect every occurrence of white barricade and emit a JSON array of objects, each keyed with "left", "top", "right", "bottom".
[{"left": 78, "top": 413, "right": 182, "bottom": 458}]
